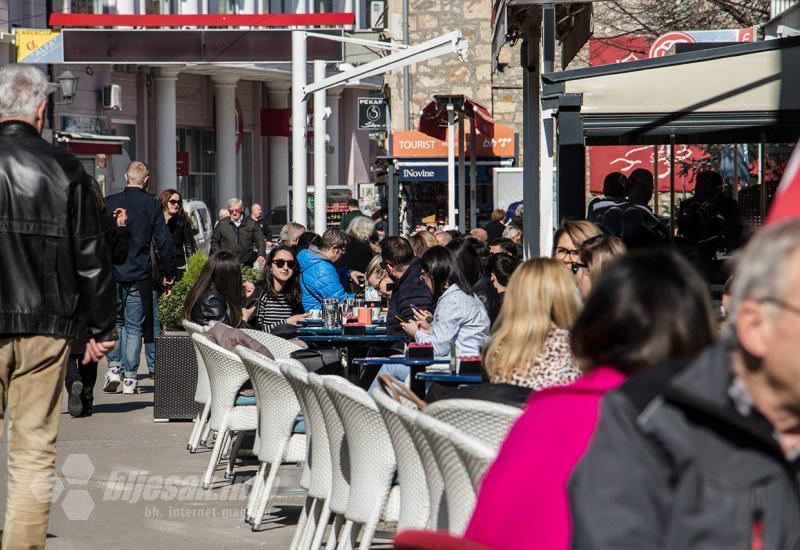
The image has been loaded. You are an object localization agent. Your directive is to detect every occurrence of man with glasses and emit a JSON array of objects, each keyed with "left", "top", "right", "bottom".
[
  {"left": 380, "top": 237, "right": 433, "bottom": 337},
  {"left": 297, "top": 228, "right": 356, "bottom": 311},
  {"left": 210, "top": 197, "right": 266, "bottom": 268},
  {"left": 571, "top": 220, "right": 800, "bottom": 548}
]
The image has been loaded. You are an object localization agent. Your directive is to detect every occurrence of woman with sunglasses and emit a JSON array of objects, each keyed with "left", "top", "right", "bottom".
[
  {"left": 254, "top": 246, "right": 308, "bottom": 333},
  {"left": 159, "top": 189, "right": 196, "bottom": 281}
]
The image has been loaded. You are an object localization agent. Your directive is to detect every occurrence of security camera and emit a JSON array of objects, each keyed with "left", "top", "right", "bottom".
[{"left": 323, "top": 106, "right": 332, "bottom": 121}]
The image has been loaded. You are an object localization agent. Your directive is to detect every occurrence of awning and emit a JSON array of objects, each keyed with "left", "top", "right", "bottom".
[
  {"left": 391, "top": 126, "right": 516, "bottom": 158},
  {"left": 56, "top": 132, "right": 130, "bottom": 155},
  {"left": 542, "top": 36, "right": 800, "bottom": 145},
  {"left": 418, "top": 97, "right": 496, "bottom": 139}
]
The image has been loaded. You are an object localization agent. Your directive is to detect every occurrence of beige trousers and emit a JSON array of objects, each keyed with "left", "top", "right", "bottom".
[{"left": 0, "top": 335, "right": 69, "bottom": 550}]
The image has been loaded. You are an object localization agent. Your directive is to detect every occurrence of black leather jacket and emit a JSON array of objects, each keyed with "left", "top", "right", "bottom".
[
  {"left": 190, "top": 290, "right": 232, "bottom": 326},
  {"left": 0, "top": 120, "right": 116, "bottom": 341}
]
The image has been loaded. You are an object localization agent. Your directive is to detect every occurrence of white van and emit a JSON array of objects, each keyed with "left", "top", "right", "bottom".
[{"left": 184, "top": 200, "right": 213, "bottom": 256}]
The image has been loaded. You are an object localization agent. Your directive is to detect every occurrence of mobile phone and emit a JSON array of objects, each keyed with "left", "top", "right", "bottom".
[{"left": 394, "top": 315, "right": 407, "bottom": 323}]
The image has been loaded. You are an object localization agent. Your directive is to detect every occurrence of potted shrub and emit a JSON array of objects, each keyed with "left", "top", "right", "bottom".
[{"left": 153, "top": 253, "right": 207, "bottom": 421}]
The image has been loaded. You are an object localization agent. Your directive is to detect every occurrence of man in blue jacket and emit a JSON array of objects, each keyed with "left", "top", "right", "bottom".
[
  {"left": 104, "top": 161, "right": 174, "bottom": 394},
  {"left": 298, "top": 228, "right": 356, "bottom": 311}
]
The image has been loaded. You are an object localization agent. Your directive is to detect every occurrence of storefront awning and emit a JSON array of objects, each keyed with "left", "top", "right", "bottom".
[
  {"left": 418, "top": 97, "right": 496, "bottom": 139},
  {"left": 542, "top": 36, "right": 800, "bottom": 145},
  {"left": 56, "top": 132, "right": 130, "bottom": 155},
  {"left": 390, "top": 126, "right": 516, "bottom": 158}
]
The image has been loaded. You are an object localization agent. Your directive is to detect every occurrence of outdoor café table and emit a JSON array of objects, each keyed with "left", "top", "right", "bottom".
[
  {"left": 298, "top": 334, "right": 406, "bottom": 383},
  {"left": 415, "top": 371, "right": 484, "bottom": 388},
  {"left": 297, "top": 325, "right": 386, "bottom": 336},
  {"left": 353, "top": 357, "right": 450, "bottom": 398}
]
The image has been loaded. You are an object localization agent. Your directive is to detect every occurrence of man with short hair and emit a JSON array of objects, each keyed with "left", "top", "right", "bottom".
[
  {"left": 587, "top": 171, "right": 627, "bottom": 223},
  {"left": 570, "top": 220, "right": 800, "bottom": 548},
  {"left": 434, "top": 230, "right": 453, "bottom": 246},
  {"left": 339, "top": 198, "right": 365, "bottom": 231},
  {"left": 297, "top": 227, "right": 356, "bottom": 311},
  {"left": 622, "top": 168, "right": 669, "bottom": 247},
  {"left": 381, "top": 237, "right": 433, "bottom": 337},
  {"left": 104, "top": 161, "right": 174, "bottom": 395},
  {"left": 250, "top": 202, "right": 269, "bottom": 242},
  {"left": 483, "top": 209, "right": 507, "bottom": 242},
  {"left": 280, "top": 221, "right": 306, "bottom": 248},
  {"left": 0, "top": 64, "right": 117, "bottom": 548},
  {"left": 211, "top": 197, "right": 266, "bottom": 267},
  {"left": 470, "top": 227, "right": 489, "bottom": 243}
]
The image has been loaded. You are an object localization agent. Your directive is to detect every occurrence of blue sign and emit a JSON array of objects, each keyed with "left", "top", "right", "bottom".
[{"left": 399, "top": 165, "right": 449, "bottom": 183}]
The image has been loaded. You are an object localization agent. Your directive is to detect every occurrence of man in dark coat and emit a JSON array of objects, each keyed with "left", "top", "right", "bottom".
[
  {"left": 211, "top": 197, "right": 266, "bottom": 267},
  {"left": 381, "top": 237, "right": 433, "bottom": 337},
  {"left": 571, "top": 220, "right": 800, "bottom": 549},
  {"left": 0, "top": 64, "right": 117, "bottom": 548}
]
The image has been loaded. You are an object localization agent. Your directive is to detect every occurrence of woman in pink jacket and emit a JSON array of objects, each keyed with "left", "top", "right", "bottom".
[{"left": 464, "top": 249, "right": 717, "bottom": 550}]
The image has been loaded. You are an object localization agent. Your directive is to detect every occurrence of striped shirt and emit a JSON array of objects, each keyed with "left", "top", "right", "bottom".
[{"left": 256, "top": 292, "right": 294, "bottom": 333}]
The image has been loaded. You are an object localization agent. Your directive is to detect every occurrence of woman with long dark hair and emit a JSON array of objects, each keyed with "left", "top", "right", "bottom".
[
  {"left": 466, "top": 249, "right": 717, "bottom": 550},
  {"left": 254, "top": 245, "right": 307, "bottom": 333},
  {"left": 183, "top": 250, "right": 245, "bottom": 327},
  {"left": 159, "top": 189, "right": 197, "bottom": 281},
  {"left": 369, "top": 246, "right": 490, "bottom": 392}
]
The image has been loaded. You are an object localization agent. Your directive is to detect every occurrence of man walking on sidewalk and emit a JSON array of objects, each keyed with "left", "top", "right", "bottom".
[
  {"left": 0, "top": 64, "right": 117, "bottom": 549},
  {"left": 104, "top": 161, "right": 174, "bottom": 394}
]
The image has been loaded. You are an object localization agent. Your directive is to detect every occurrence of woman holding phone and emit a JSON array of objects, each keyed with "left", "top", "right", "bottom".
[{"left": 369, "top": 246, "right": 490, "bottom": 392}]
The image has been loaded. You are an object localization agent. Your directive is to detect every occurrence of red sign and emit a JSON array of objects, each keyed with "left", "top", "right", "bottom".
[
  {"left": 392, "top": 126, "right": 516, "bottom": 159},
  {"left": 261, "top": 108, "right": 291, "bottom": 137},
  {"left": 176, "top": 151, "right": 189, "bottom": 177}
]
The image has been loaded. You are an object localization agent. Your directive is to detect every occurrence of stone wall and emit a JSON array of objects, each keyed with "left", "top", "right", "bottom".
[{"left": 385, "top": 0, "right": 523, "bottom": 161}]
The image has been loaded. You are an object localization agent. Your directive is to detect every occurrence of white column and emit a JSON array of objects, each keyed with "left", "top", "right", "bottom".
[
  {"left": 268, "top": 84, "right": 291, "bottom": 211},
  {"left": 116, "top": 0, "right": 135, "bottom": 14},
  {"left": 326, "top": 86, "right": 342, "bottom": 187},
  {"left": 446, "top": 101, "right": 455, "bottom": 228},
  {"left": 313, "top": 61, "right": 327, "bottom": 234},
  {"left": 154, "top": 68, "right": 180, "bottom": 193},
  {"left": 213, "top": 75, "right": 239, "bottom": 208},
  {"left": 291, "top": 30, "right": 308, "bottom": 226}
]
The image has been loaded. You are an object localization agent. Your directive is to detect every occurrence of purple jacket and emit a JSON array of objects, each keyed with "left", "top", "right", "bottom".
[{"left": 465, "top": 366, "right": 627, "bottom": 550}]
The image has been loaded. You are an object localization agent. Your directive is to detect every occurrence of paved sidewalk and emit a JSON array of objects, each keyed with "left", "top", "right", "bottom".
[{"left": 0, "top": 362, "right": 306, "bottom": 549}]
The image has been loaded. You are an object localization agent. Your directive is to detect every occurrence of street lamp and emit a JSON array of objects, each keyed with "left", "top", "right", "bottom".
[{"left": 56, "top": 70, "right": 79, "bottom": 104}]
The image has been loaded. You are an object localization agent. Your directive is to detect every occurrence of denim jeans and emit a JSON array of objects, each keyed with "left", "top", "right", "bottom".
[
  {"left": 144, "top": 290, "right": 160, "bottom": 374},
  {"left": 109, "top": 283, "right": 144, "bottom": 379},
  {"left": 368, "top": 363, "right": 412, "bottom": 394}
]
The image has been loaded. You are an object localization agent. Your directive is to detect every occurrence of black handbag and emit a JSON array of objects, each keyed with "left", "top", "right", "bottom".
[{"left": 289, "top": 347, "right": 343, "bottom": 375}]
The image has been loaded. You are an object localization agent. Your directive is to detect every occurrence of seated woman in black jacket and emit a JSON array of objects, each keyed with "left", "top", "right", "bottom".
[
  {"left": 253, "top": 245, "right": 307, "bottom": 333},
  {"left": 183, "top": 250, "right": 246, "bottom": 327}
]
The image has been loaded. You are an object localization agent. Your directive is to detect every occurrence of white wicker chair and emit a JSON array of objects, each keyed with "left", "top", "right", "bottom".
[
  {"left": 281, "top": 361, "right": 333, "bottom": 550},
  {"left": 417, "top": 399, "right": 522, "bottom": 535},
  {"left": 372, "top": 389, "right": 430, "bottom": 531},
  {"left": 413, "top": 413, "right": 472, "bottom": 535},
  {"left": 323, "top": 376, "right": 399, "bottom": 550},
  {"left": 307, "top": 373, "right": 350, "bottom": 550},
  {"left": 236, "top": 347, "right": 307, "bottom": 531},
  {"left": 182, "top": 319, "right": 211, "bottom": 453},
  {"left": 425, "top": 399, "right": 522, "bottom": 448},
  {"left": 393, "top": 405, "right": 447, "bottom": 530},
  {"left": 240, "top": 328, "right": 303, "bottom": 358},
  {"left": 448, "top": 429, "right": 497, "bottom": 492},
  {"left": 191, "top": 334, "right": 258, "bottom": 490}
]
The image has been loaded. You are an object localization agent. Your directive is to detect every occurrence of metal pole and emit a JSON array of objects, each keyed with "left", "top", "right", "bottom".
[
  {"left": 521, "top": 33, "right": 541, "bottom": 259},
  {"left": 388, "top": 161, "right": 398, "bottom": 236},
  {"left": 447, "top": 101, "right": 456, "bottom": 228},
  {"left": 313, "top": 60, "right": 327, "bottom": 234},
  {"left": 759, "top": 134, "right": 766, "bottom": 224},
  {"left": 402, "top": 0, "right": 410, "bottom": 131},
  {"left": 292, "top": 30, "right": 308, "bottom": 226},
  {"left": 470, "top": 123, "right": 477, "bottom": 230},
  {"left": 653, "top": 145, "right": 659, "bottom": 217},
  {"left": 458, "top": 111, "right": 466, "bottom": 233},
  {"left": 669, "top": 136, "right": 676, "bottom": 244},
  {"left": 732, "top": 144, "right": 740, "bottom": 201}
]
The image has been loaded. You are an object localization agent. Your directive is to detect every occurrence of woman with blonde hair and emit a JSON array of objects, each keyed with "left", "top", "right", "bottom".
[
  {"left": 483, "top": 257, "right": 582, "bottom": 390},
  {"left": 553, "top": 220, "right": 602, "bottom": 270},
  {"left": 571, "top": 234, "right": 626, "bottom": 297},
  {"left": 409, "top": 229, "right": 437, "bottom": 257},
  {"left": 334, "top": 215, "right": 375, "bottom": 275}
]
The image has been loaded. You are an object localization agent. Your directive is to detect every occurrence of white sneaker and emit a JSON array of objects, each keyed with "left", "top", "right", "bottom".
[
  {"left": 102, "top": 366, "right": 121, "bottom": 393},
  {"left": 122, "top": 377, "right": 138, "bottom": 395}
]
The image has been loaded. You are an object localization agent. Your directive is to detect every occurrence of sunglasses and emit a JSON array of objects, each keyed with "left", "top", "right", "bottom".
[
  {"left": 168, "top": 199, "right": 182, "bottom": 206},
  {"left": 229, "top": 208, "right": 242, "bottom": 214},
  {"left": 271, "top": 259, "right": 297, "bottom": 269},
  {"left": 571, "top": 262, "right": 589, "bottom": 275}
]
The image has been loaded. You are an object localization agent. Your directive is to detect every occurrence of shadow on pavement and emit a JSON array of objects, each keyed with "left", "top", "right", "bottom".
[{"left": 92, "top": 401, "right": 153, "bottom": 413}]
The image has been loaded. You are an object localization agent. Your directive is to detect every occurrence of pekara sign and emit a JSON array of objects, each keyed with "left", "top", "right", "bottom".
[{"left": 391, "top": 125, "right": 516, "bottom": 159}]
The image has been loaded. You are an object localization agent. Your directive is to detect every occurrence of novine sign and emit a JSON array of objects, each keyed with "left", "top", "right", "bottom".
[{"left": 399, "top": 165, "right": 449, "bottom": 182}]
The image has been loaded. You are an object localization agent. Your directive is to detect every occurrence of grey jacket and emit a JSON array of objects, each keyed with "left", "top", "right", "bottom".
[
  {"left": 570, "top": 342, "right": 800, "bottom": 550},
  {"left": 210, "top": 216, "right": 265, "bottom": 261}
]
